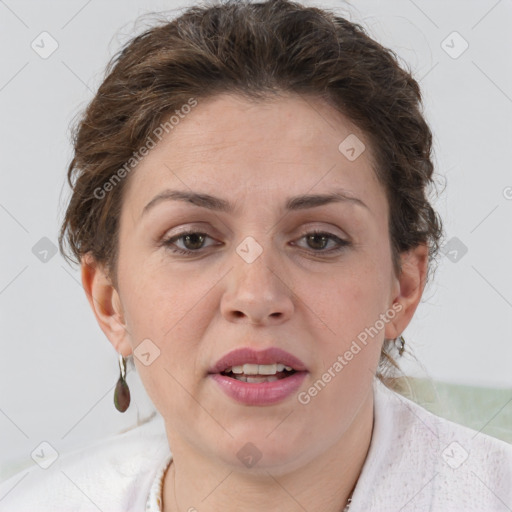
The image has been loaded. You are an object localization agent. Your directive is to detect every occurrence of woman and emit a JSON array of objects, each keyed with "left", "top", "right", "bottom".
[{"left": 1, "top": 0, "right": 511, "bottom": 510}]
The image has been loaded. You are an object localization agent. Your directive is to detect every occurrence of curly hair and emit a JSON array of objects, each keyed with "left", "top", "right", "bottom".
[{"left": 58, "top": 0, "right": 444, "bottom": 382}]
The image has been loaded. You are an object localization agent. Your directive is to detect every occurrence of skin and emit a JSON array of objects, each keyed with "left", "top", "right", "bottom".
[{"left": 82, "top": 92, "right": 428, "bottom": 512}]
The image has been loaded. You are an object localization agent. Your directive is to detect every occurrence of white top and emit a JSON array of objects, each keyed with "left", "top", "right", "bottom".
[
  {"left": 1, "top": 378, "right": 511, "bottom": 511},
  {"left": 145, "top": 453, "right": 172, "bottom": 512}
]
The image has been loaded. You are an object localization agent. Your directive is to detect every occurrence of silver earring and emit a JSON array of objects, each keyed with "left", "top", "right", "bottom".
[{"left": 396, "top": 335, "right": 406, "bottom": 356}]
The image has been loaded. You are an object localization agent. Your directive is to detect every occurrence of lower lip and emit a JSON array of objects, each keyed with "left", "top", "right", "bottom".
[{"left": 209, "top": 372, "right": 308, "bottom": 405}]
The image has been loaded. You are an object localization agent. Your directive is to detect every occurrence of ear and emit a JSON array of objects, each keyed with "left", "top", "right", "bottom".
[
  {"left": 384, "top": 243, "right": 429, "bottom": 340},
  {"left": 80, "top": 253, "right": 132, "bottom": 357}
]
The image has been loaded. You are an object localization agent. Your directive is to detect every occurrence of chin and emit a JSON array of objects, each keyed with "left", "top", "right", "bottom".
[{"left": 209, "top": 433, "right": 310, "bottom": 474}]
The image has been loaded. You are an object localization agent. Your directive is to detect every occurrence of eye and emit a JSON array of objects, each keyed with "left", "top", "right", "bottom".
[
  {"left": 294, "top": 229, "right": 351, "bottom": 254},
  {"left": 162, "top": 231, "right": 216, "bottom": 255},
  {"left": 161, "top": 229, "right": 351, "bottom": 256}
]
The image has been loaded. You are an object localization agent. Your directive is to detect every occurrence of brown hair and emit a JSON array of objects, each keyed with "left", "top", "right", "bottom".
[{"left": 58, "top": 0, "right": 444, "bottom": 380}]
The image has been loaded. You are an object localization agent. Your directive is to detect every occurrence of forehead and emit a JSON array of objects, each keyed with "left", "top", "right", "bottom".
[{"left": 122, "top": 93, "right": 384, "bottom": 216}]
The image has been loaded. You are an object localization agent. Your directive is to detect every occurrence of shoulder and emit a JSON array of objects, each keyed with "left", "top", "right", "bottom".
[
  {"left": 350, "top": 378, "right": 512, "bottom": 512},
  {"left": 0, "top": 416, "right": 171, "bottom": 512}
]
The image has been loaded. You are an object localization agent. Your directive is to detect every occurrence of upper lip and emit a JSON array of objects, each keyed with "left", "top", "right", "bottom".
[{"left": 208, "top": 347, "right": 308, "bottom": 374}]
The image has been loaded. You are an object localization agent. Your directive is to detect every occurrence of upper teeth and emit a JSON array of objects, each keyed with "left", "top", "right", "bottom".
[{"left": 225, "top": 363, "right": 293, "bottom": 375}]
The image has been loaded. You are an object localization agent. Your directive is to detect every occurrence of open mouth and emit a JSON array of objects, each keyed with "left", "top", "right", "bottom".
[
  {"left": 220, "top": 364, "right": 298, "bottom": 383},
  {"left": 210, "top": 357, "right": 308, "bottom": 404}
]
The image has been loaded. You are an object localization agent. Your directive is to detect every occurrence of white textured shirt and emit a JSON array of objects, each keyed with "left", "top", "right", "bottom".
[{"left": 1, "top": 378, "right": 511, "bottom": 511}]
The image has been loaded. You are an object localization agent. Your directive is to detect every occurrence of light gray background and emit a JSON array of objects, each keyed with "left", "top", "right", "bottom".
[{"left": 1, "top": 0, "right": 511, "bottom": 479}]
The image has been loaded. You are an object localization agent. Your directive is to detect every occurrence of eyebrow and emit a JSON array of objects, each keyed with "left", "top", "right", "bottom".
[{"left": 141, "top": 188, "right": 369, "bottom": 218}]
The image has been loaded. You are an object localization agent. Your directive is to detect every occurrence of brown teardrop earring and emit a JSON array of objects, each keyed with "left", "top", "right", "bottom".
[{"left": 114, "top": 354, "right": 131, "bottom": 413}]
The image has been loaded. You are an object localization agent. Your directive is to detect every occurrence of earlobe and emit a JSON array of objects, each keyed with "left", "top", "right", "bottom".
[
  {"left": 80, "top": 253, "right": 132, "bottom": 357},
  {"left": 384, "top": 243, "right": 429, "bottom": 340}
]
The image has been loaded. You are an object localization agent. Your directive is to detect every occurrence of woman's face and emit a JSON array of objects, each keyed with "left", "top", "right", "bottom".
[{"left": 89, "top": 93, "right": 421, "bottom": 473}]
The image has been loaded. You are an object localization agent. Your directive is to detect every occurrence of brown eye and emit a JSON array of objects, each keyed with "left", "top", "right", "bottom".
[
  {"left": 295, "top": 230, "right": 350, "bottom": 254},
  {"left": 162, "top": 231, "right": 216, "bottom": 255},
  {"left": 180, "top": 233, "right": 206, "bottom": 250},
  {"left": 305, "top": 233, "right": 330, "bottom": 250}
]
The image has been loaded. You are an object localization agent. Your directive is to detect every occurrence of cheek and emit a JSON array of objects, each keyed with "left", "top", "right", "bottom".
[
  {"left": 312, "top": 258, "right": 391, "bottom": 370},
  {"left": 324, "top": 263, "right": 387, "bottom": 324},
  {"left": 119, "top": 251, "right": 195, "bottom": 335},
  {"left": 122, "top": 270, "right": 208, "bottom": 419},
  {"left": 119, "top": 260, "right": 212, "bottom": 376}
]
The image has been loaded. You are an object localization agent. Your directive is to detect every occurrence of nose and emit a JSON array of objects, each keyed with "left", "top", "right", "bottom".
[{"left": 220, "top": 248, "right": 295, "bottom": 326}]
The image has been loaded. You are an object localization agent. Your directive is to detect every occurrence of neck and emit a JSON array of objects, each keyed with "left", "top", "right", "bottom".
[{"left": 162, "top": 390, "right": 374, "bottom": 512}]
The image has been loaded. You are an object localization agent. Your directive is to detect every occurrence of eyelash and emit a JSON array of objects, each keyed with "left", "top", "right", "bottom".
[{"left": 161, "top": 229, "right": 351, "bottom": 256}]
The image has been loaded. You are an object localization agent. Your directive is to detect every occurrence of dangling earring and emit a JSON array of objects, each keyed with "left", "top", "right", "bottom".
[
  {"left": 396, "top": 335, "right": 406, "bottom": 356},
  {"left": 114, "top": 354, "right": 131, "bottom": 412}
]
